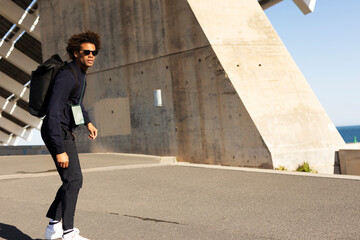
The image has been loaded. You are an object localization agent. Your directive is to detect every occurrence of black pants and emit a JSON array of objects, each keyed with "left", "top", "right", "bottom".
[{"left": 41, "top": 127, "right": 83, "bottom": 231}]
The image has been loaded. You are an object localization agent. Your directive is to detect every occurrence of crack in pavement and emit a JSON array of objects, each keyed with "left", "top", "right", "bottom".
[{"left": 122, "top": 214, "right": 183, "bottom": 225}]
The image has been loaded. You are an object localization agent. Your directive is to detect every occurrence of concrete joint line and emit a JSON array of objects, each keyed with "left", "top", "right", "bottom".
[
  {"left": 174, "top": 162, "right": 360, "bottom": 181},
  {"left": 87, "top": 45, "right": 211, "bottom": 76}
]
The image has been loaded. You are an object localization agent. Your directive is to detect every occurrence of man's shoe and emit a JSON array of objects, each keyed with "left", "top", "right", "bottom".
[
  {"left": 62, "top": 228, "right": 89, "bottom": 240},
  {"left": 45, "top": 222, "right": 63, "bottom": 239}
]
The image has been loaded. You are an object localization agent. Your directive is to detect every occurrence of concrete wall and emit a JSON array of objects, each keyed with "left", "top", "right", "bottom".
[
  {"left": 339, "top": 149, "right": 360, "bottom": 175},
  {"left": 38, "top": 0, "right": 344, "bottom": 173}
]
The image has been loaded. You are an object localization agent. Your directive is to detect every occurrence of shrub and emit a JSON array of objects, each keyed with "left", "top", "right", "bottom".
[
  {"left": 296, "top": 162, "right": 317, "bottom": 173},
  {"left": 275, "top": 166, "right": 287, "bottom": 171}
]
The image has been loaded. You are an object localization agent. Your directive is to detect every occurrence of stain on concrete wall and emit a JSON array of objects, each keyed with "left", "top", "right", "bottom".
[{"left": 94, "top": 97, "right": 131, "bottom": 137}]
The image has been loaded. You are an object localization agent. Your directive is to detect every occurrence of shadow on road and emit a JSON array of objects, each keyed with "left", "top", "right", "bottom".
[{"left": 0, "top": 222, "right": 42, "bottom": 240}]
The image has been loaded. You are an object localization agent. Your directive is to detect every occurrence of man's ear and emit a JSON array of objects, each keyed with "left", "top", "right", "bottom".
[{"left": 74, "top": 51, "right": 79, "bottom": 58}]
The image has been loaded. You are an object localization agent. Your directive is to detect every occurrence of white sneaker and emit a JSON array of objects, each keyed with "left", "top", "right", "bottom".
[
  {"left": 62, "top": 228, "right": 89, "bottom": 240},
  {"left": 45, "top": 222, "right": 63, "bottom": 239}
]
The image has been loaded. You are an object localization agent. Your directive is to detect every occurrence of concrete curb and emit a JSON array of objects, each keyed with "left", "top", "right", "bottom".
[
  {"left": 2, "top": 152, "right": 360, "bottom": 181},
  {"left": 160, "top": 156, "right": 177, "bottom": 164},
  {"left": 174, "top": 162, "right": 360, "bottom": 181}
]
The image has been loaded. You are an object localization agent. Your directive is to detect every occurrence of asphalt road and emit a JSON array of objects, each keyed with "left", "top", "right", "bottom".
[{"left": 0, "top": 153, "right": 360, "bottom": 240}]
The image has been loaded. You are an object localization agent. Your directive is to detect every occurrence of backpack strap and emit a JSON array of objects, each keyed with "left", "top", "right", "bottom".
[{"left": 61, "top": 64, "right": 79, "bottom": 101}]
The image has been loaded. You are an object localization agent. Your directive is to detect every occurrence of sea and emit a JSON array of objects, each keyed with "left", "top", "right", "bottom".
[{"left": 336, "top": 125, "right": 360, "bottom": 143}]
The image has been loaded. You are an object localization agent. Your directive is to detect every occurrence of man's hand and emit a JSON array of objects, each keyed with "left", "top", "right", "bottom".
[
  {"left": 56, "top": 152, "right": 69, "bottom": 168},
  {"left": 87, "top": 122, "right": 98, "bottom": 140}
]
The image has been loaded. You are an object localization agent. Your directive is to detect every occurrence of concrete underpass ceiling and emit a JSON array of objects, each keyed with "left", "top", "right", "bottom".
[{"left": 0, "top": 0, "right": 42, "bottom": 145}]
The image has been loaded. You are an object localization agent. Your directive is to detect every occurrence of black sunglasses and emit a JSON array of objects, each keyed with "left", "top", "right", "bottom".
[{"left": 80, "top": 50, "right": 98, "bottom": 56}]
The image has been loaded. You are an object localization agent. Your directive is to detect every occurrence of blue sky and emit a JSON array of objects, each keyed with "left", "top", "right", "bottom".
[
  {"left": 18, "top": 0, "right": 360, "bottom": 145},
  {"left": 265, "top": 0, "right": 360, "bottom": 127}
]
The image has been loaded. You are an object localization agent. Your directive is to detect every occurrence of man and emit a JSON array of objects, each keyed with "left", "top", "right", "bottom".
[{"left": 42, "top": 31, "right": 100, "bottom": 240}]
